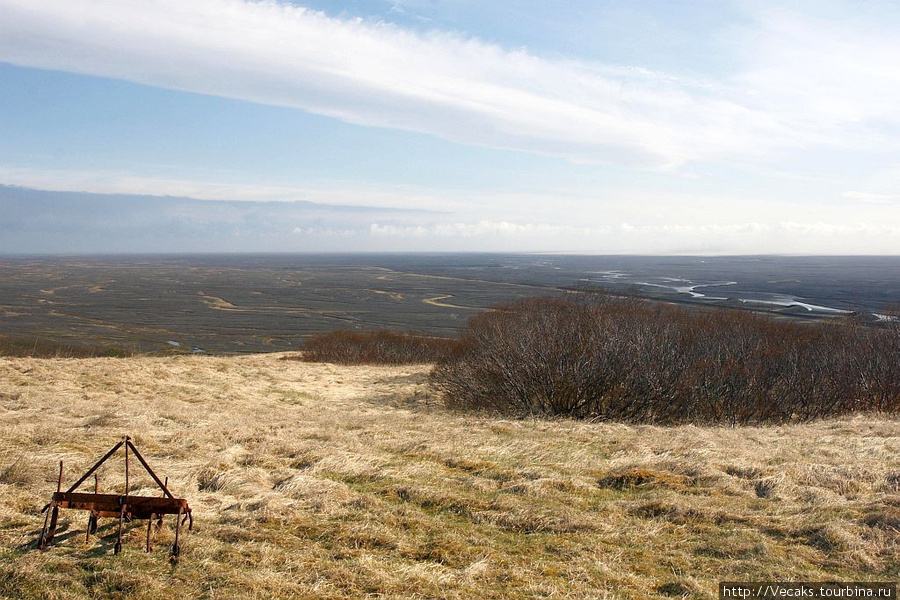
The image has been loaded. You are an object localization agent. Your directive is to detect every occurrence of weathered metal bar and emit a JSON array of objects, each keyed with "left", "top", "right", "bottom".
[
  {"left": 63, "top": 441, "right": 123, "bottom": 494},
  {"left": 156, "top": 477, "right": 167, "bottom": 531},
  {"left": 124, "top": 437, "right": 130, "bottom": 498},
  {"left": 91, "top": 474, "right": 99, "bottom": 533},
  {"left": 126, "top": 441, "right": 175, "bottom": 499},
  {"left": 51, "top": 492, "right": 189, "bottom": 518}
]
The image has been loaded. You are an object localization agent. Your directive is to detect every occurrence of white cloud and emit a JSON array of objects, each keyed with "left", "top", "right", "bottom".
[
  {"left": 4, "top": 163, "right": 899, "bottom": 254},
  {"left": 367, "top": 219, "right": 900, "bottom": 255},
  {"left": 370, "top": 221, "right": 608, "bottom": 238},
  {"left": 735, "top": 6, "right": 900, "bottom": 146},
  {"left": 0, "top": 0, "right": 838, "bottom": 168},
  {"left": 3, "top": 170, "right": 899, "bottom": 253},
  {"left": 292, "top": 226, "right": 355, "bottom": 236},
  {"left": 618, "top": 221, "right": 900, "bottom": 237},
  {"left": 841, "top": 191, "right": 899, "bottom": 204}
]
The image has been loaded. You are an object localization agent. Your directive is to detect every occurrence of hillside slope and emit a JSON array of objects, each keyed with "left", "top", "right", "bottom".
[{"left": 0, "top": 354, "right": 898, "bottom": 599}]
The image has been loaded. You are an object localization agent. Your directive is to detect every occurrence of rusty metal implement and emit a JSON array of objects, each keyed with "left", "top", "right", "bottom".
[{"left": 37, "top": 436, "right": 193, "bottom": 559}]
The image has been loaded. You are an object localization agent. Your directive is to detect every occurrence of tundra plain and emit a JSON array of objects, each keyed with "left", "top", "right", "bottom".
[{"left": 1, "top": 254, "right": 897, "bottom": 355}]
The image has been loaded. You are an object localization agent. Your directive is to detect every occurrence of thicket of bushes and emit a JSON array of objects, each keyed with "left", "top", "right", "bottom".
[
  {"left": 291, "top": 329, "right": 459, "bottom": 365},
  {"left": 430, "top": 296, "right": 900, "bottom": 425}
]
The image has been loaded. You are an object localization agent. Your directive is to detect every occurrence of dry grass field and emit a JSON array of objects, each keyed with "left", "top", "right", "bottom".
[{"left": 0, "top": 354, "right": 898, "bottom": 599}]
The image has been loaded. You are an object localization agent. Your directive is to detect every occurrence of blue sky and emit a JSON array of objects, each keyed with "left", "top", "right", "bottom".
[{"left": 0, "top": 0, "right": 899, "bottom": 253}]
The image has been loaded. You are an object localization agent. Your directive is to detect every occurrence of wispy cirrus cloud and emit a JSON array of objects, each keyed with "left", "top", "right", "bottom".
[
  {"left": 0, "top": 165, "right": 459, "bottom": 211},
  {"left": 0, "top": 0, "right": 826, "bottom": 168},
  {"left": 735, "top": 6, "right": 900, "bottom": 147}
]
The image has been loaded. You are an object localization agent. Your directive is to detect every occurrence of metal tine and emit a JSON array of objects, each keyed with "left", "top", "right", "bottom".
[
  {"left": 39, "top": 461, "right": 63, "bottom": 549},
  {"left": 114, "top": 503, "right": 125, "bottom": 555},
  {"left": 171, "top": 506, "right": 183, "bottom": 561},
  {"left": 146, "top": 513, "right": 154, "bottom": 552},
  {"left": 38, "top": 502, "right": 52, "bottom": 549},
  {"left": 86, "top": 474, "right": 99, "bottom": 542}
]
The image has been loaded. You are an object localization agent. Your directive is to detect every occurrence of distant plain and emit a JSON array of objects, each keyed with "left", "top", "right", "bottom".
[{"left": 0, "top": 254, "right": 897, "bottom": 353}]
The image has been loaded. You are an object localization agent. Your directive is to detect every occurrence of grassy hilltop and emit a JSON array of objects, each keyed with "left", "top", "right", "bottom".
[{"left": 0, "top": 354, "right": 898, "bottom": 599}]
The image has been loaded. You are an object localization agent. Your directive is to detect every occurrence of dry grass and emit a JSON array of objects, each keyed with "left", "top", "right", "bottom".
[{"left": 0, "top": 354, "right": 898, "bottom": 599}]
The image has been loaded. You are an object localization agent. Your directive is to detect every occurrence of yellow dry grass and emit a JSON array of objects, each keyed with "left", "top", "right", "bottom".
[{"left": 0, "top": 354, "right": 898, "bottom": 599}]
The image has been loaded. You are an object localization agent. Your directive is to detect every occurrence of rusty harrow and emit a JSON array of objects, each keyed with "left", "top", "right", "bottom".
[{"left": 37, "top": 436, "right": 192, "bottom": 559}]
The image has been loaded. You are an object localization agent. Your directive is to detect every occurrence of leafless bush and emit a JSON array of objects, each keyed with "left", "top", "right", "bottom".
[
  {"left": 431, "top": 296, "right": 900, "bottom": 424},
  {"left": 288, "top": 329, "right": 459, "bottom": 365}
]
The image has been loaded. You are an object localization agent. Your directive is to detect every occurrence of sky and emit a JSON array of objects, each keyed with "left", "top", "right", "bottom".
[{"left": 0, "top": 0, "right": 899, "bottom": 254}]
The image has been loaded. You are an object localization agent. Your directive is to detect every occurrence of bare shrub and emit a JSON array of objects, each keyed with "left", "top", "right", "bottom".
[
  {"left": 431, "top": 295, "right": 900, "bottom": 425},
  {"left": 286, "top": 329, "right": 459, "bottom": 365},
  {"left": 430, "top": 297, "right": 633, "bottom": 418}
]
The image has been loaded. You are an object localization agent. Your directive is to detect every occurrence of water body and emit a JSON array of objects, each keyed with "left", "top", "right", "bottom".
[
  {"left": 518, "top": 255, "right": 898, "bottom": 318},
  {"left": 603, "top": 277, "right": 850, "bottom": 314}
]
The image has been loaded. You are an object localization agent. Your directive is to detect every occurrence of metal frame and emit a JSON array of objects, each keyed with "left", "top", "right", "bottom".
[{"left": 37, "top": 436, "right": 192, "bottom": 559}]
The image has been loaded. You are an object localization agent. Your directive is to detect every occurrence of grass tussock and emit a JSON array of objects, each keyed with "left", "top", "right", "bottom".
[
  {"left": 431, "top": 295, "right": 900, "bottom": 425},
  {"left": 288, "top": 329, "right": 459, "bottom": 365},
  {"left": 0, "top": 354, "right": 898, "bottom": 598}
]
